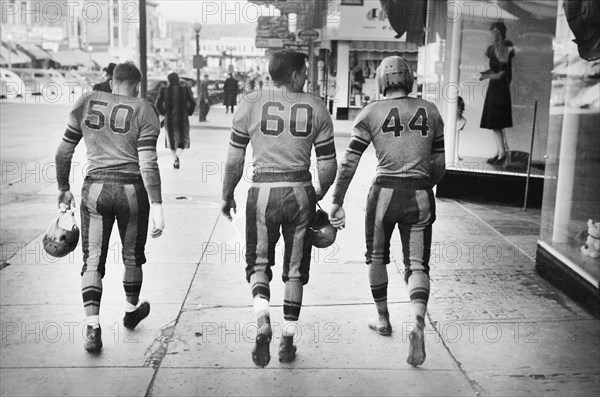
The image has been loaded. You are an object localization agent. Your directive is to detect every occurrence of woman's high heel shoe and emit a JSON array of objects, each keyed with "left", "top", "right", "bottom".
[
  {"left": 486, "top": 155, "right": 499, "bottom": 164},
  {"left": 493, "top": 155, "right": 506, "bottom": 165}
]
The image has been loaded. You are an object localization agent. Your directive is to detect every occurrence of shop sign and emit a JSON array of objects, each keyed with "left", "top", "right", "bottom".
[
  {"left": 297, "top": 29, "right": 319, "bottom": 42},
  {"left": 327, "top": 2, "right": 406, "bottom": 41}
]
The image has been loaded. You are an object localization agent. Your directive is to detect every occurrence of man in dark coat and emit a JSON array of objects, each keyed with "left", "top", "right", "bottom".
[
  {"left": 199, "top": 74, "right": 210, "bottom": 122},
  {"left": 93, "top": 63, "right": 116, "bottom": 93},
  {"left": 223, "top": 73, "right": 239, "bottom": 114},
  {"left": 155, "top": 72, "right": 196, "bottom": 169}
]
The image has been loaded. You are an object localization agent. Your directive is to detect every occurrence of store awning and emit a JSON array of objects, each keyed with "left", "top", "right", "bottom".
[
  {"left": 0, "top": 42, "right": 32, "bottom": 65},
  {"left": 16, "top": 43, "right": 52, "bottom": 60},
  {"left": 349, "top": 40, "right": 418, "bottom": 53},
  {"left": 52, "top": 50, "right": 98, "bottom": 68}
]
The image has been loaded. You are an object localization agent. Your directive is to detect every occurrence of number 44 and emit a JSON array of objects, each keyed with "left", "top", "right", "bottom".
[{"left": 381, "top": 107, "right": 429, "bottom": 137}]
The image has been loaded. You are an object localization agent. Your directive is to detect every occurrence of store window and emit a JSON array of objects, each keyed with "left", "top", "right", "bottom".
[
  {"left": 421, "top": 1, "right": 556, "bottom": 167},
  {"left": 538, "top": 1, "right": 600, "bottom": 287}
]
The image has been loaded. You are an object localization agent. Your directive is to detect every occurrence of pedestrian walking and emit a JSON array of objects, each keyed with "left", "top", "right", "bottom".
[
  {"left": 54, "top": 62, "right": 165, "bottom": 353},
  {"left": 221, "top": 49, "right": 337, "bottom": 367},
  {"left": 92, "top": 62, "right": 116, "bottom": 93},
  {"left": 223, "top": 73, "right": 239, "bottom": 114},
  {"left": 329, "top": 56, "right": 445, "bottom": 367},
  {"left": 155, "top": 72, "right": 196, "bottom": 169},
  {"left": 480, "top": 21, "right": 515, "bottom": 165},
  {"left": 199, "top": 74, "right": 210, "bottom": 122}
]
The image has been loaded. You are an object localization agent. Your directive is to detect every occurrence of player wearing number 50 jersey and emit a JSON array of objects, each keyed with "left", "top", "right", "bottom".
[
  {"left": 55, "top": 62, "right": 164, "bottom": 353},
  {"left": 222, "top": 49, "right": 337, "bottom": 367},
  {"left": 329, "top": 56, "right": 445, "bottom": 367}
]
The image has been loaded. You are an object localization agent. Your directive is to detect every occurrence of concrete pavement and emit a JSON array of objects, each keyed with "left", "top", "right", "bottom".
[{"left": 0, "top": 104, "right": 599, "bottom": 396}]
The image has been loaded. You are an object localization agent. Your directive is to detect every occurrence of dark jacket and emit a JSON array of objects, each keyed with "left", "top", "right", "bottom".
[
  {"left": 92, "top": 79, "right": 112, "bottom": 93},
  {"left": 156, "top": 82, "right": 196, "bottom": 149},
  {"left": 223, "top": 77, "right": 239, "bottom": 107}
]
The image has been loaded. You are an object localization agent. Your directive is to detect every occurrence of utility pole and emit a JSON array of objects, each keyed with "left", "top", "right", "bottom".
[
  {"left": 139, "top": 0, "right": 147, "bottom": 98},
  {"left": 193, "top": 22, "right": 202, "bottom": 121}
]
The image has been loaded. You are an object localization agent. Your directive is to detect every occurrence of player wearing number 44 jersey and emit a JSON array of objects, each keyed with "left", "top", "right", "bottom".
[
  {"left": 55, "top": 62, "right": 164, "bottom": 353},
  {"left": 221, "top": 49, "right": 337, "bottom": 367},
  {"left": 329, "top": 56, "right": 445, "bottom": 367}
]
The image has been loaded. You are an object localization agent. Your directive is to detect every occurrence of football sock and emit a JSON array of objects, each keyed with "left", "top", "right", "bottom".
[
  {"left": 253, "top": 297, "right": 270, "bottom": 319},
  {"left": 250, "top": 272, "right": 270, "bottom": 318},
  {"left": 125, "top": 301, "right": 138, "bottom": 313},
  {"left": 407, "top": 270, "right": 429, "bottom": 322},
  {"left": 283, "top": 320, "right": 298, "bottom": 337},
  {"left": 283, "top": 279, "right": 303, "bottom": 322},
  {"left": 369, "top": 263, "right": 389, "bottom": 315},
  {"left": 82, "top": 271, "right": 102, "bottom": 317},
  {"left": 86, "top": 315, "right": 100, "bottom": 329},
  {"left": 123, "top": 266, "right": 143, "bottom": 307}
]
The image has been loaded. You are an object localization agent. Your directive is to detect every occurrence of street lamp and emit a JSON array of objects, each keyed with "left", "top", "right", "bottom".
[
  {"left": 193, "top": 22, "right": 202, "bottom": 121},
  {"left": 221, "top": 47, "right": 234, "bottom": 75},
  {"left": 86, "top": 45, "right": 94, "bottom": 70}
]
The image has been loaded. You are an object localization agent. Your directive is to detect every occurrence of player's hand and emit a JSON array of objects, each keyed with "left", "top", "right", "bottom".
[
  {"left": 57, "top": 190, "right": 76, "bottom": 212},
  {"left": 221, "top": 198, "right": 237, "bottom": 222},
  {"left": 329, "top": 204, "right": 346, "bottom": 230},
  {"left": 150, "top": 203, "right": 164, "bottom": 238}
]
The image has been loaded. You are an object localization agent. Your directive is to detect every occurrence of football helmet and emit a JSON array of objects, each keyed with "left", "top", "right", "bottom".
[
  {"left": 376, "top": 56, "right": 414, "bottom": 95},
  {"left": 43, "top": 211, "right": 80, "bottom": 257},
  {"left": 310, "top": 209, "right": 337, "bottom": 248}
]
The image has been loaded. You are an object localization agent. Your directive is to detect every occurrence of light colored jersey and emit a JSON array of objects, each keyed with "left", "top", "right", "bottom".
[
  {"left": 58, "top": 91, "right": 162, "bottom": 202},
  {"left": 223, "top": 87, "right": 337, "bottom": 200},
  {"left": 333, "top": 97, "right": 445, "bottom": 205},
  {"left": 230, "top": 88, "right": 335, "bottom": 174}
]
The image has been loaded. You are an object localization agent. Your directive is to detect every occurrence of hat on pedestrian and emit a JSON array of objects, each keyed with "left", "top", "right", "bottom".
[{"left": 104, "top": 63, "right": 117, "bottom": 76}]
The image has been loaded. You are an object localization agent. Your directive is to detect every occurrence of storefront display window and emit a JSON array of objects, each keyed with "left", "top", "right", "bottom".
[{"left": 538, "top": 1, "right": 600, "bottom": 288}]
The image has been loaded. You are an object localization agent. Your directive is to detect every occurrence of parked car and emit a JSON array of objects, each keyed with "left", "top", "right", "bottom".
[
  {"left": 11, "top": 68, "right": 67, "bottom": 97},
  {"left": 0, "top": 67, "right": 24, "bottom": 98}
]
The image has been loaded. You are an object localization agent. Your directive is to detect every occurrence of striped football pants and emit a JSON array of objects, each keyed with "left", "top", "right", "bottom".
[
  {"left": 80, "top": 173, "right": 150, "bottom": 276},
  {"left": 245, "top": 181, "right": 316, "bottom": 321},
  {"left": 365, "top": 179, "right": 436, "bottom": 282}
]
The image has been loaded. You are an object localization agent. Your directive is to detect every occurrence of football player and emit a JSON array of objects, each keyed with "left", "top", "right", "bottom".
[
  {"left": 221, "top": 49, "right": 337, "bottom": 367},
  {"left": 55, "top": 62, "right": 164, "bottom": 353},
  {"left": 329, "top": 56, "right": 445, "bottom": 367}
]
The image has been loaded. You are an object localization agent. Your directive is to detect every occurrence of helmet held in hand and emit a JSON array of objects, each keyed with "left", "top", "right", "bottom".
[
  {"left": 43, "top": 211, "right": 80, "bottom": 257},
  {"left": 310, "top": 209, "right": 337, "bottom": 248}
]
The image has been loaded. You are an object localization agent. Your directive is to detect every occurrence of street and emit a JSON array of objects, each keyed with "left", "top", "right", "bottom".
[{"left": 1, "top": 101, "right": 599, "bottom": 396}]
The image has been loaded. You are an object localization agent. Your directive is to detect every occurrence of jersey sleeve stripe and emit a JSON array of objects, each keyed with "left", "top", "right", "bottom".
[
  {"left": 317, "top": 153, "right": 336, "bottom": 161},
  {"left": 229, "top": 141, "right": 247, "bottom": 150},
  {"left": 230, "top": 131, "right": 250, "bottom": 146},
  {"left": 63, "top": 129, "right": 82, "bottom": 143},
  {"left": 67, "top": 124, "right": 82, "bottom": 134},
  {"left": 138, "top": 138, "right": 158, "bottom": 149},
  {"left": 348, "top": 138, "right": 369, "bottom": 154},
  {"left": 315, "top": 142, "right": 336, "bottom": 158},
  {"left": 315, "top": 136, "right": 334, "bottom": 147},
  {"left": 232, "top": 127, "right": 250, "bottom": 138},
  {"left": 432, "top": 139, "right": 445, "bottom": 152}
]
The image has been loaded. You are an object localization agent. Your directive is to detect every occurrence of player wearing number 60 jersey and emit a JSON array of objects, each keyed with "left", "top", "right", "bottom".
[
  {"left": 221, "top": 49, "right": 337, "bottom": 367},
  {"left": 329, "top": 56, "right": 445, "bottom": 367},
  {"left": 54, "top": 62, "right": 164, "bottom": 353}
]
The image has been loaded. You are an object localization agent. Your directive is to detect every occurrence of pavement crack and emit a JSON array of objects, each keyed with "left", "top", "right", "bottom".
[{"left": 144, "top": 320, "right": 177, "bottom": 369}]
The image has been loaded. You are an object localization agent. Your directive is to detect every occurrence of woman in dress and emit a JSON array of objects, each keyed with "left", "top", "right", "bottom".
[{"left": 480, "top": 22, "right": 515, "bottom": 165}]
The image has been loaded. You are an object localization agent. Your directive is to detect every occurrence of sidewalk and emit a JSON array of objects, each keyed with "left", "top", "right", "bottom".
[{"left": 0, "top": 119, "right": 598, "bottom": 396}]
